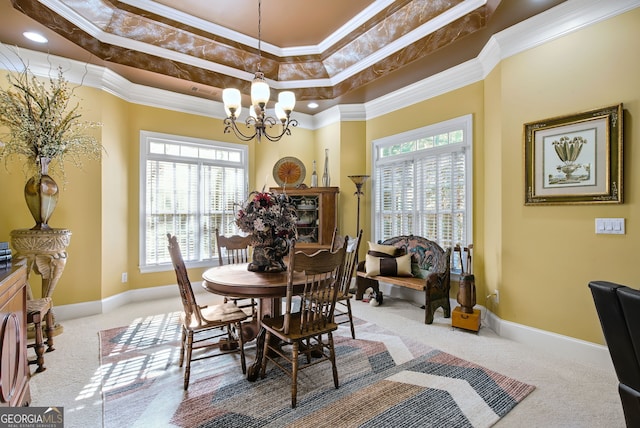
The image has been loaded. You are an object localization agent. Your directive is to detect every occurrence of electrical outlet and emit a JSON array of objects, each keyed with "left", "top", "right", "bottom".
[
  {"left": 121, "top": 272, "right": 128, "bottom": 283},
  {"left": 494, "top": 289, "right": 499, "bottom": 304}
]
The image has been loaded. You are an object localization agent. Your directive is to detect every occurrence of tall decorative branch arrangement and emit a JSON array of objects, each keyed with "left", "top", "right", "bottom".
[
  {"left": 0, "top": 65, "right": 104, "bottom": 229},
  {"left": 0, "top": 66, "right": 103, "bottom": 177}
]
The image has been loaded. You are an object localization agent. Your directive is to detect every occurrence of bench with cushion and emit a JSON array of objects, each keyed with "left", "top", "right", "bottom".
[{"left": 356, "top": 235, "right": 451, "bottom": 324}]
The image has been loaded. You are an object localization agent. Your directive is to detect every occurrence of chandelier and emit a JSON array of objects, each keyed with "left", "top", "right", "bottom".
[{"left": 222, "top": 0, "right": 297, "bottom": 143}]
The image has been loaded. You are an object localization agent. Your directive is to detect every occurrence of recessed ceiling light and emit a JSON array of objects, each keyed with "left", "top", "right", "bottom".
[
  {"left": 307, "top": 102, "right": 319, "bottom": 109},
  {"left": 23, "top": 32, "right": 48, "bottom": 43}
]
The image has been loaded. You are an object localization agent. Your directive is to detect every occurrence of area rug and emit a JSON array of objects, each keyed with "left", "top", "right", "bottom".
[{"left": 100, "top": 312, "right": 534, "bottom": 427}]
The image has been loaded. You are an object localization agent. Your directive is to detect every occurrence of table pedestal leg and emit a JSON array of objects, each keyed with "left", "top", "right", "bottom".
[
  {"left": 241, "top": 318, "right": 259, "bottom": 343},
  {"left": 247, "top": 296, "right": 281, "bottom": 381},
  {"left": 247, "top": 327, "right": 267, "bottom": 381}
]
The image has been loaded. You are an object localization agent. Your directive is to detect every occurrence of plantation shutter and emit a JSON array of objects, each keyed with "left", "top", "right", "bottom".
[
  {"left": 373, "top": 115, "right": 471, "bottom": 262},
  {"left": 375, "top": 160, "right": 414, "bottom": 239},
  {"left": 415, "top": 149, "right": 466, "bottom": 251}
]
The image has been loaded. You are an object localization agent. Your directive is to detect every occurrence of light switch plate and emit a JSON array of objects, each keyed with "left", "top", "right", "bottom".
[{"left": 595, "top": 218, "right": 625, "bottom": 234}]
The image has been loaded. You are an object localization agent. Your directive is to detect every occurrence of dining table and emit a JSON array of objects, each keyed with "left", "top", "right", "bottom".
[{"left": 201, "top": 262, "right": 307, "bottom": 381}]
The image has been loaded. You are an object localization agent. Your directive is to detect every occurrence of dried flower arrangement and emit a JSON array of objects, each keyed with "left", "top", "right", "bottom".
[
  {"left": 235, "top": 190, "right": 298, "bottom": 243},
  {"left": 0, "top": 65, "right": 103, "bottom": 181}
]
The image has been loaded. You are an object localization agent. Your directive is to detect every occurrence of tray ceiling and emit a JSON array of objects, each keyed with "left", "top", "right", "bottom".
[{"left": 0, "top": 0, "right": 567, "bottom": 114}]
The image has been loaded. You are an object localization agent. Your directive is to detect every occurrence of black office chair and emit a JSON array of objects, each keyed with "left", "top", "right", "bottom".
[{"left": 588, "top": 280, "right": 640, "bottom": 427}]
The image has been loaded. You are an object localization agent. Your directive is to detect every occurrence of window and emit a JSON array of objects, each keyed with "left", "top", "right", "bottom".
[
  {"left": 372, "top": 115, "right": 472, "bottom": 270},
  {"left": 140, "top": 131, "right": 248, "bottom": 272}
]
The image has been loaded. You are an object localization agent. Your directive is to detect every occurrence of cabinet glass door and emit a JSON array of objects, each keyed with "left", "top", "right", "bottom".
[{"left": 292, "top": 195, "right": 319, "bottom": 243}]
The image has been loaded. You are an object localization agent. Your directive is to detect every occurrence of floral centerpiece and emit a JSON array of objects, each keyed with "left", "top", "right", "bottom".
[
  {"left": 0, "top": 65, "right": 103, "bottom": 229},
  {"left": 236, "top": 190, "right": 297, "bottom": 272}
]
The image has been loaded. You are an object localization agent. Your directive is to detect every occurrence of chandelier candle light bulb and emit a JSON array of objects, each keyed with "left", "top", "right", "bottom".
[
  {"left": 251, "top": 72, "right": 270, "bottom": 108},
  {"left": 222, "top": 89, "right": 241, "bottom": 117}
]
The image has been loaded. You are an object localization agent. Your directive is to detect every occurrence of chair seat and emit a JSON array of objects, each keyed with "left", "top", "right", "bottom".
[
  {"left": 336, "top": 291, "right": 352, "bottom": 300},
  {"left": 27, "top": 297, "right": 52, "bottom": 317},
  {"left": 262, "top": 313, "right": 338, "bottom": 342},
  {"left": 181, "top": 303, "right": 247, "bottom": 330}
]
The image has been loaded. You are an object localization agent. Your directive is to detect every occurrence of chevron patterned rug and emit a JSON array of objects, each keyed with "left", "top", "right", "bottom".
[{"left": 100, "top": 312, "right": 534, "bottom": 428}]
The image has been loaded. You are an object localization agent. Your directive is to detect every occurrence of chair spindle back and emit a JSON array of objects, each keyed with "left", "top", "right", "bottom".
[
  {"left": 283, "top": 239, "right": 347, "bottom": 335},
  {"left": 167, "top": 233, "right": 204, "bottom": 326},
  {"left": 215, "top": 228, "right": 252, "bottom": 265},
  {"left": 333, "top": 230, "right": 362, "bottom": 296}
]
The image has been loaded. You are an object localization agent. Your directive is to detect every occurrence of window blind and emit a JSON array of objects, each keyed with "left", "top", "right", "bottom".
[
  {"left": 140, "top": 132, "right": 248, "bottom": 271},
  {"left": 372, "top": 114, "right": 472, "bottom": 271}
]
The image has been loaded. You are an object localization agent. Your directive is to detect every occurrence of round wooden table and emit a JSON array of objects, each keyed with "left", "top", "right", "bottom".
[
  {"left": 202, "top": 262, "right": 306, "bottom": 300},
  {"left": 202, "top": 263, "right": 306, "bottom": 380}
]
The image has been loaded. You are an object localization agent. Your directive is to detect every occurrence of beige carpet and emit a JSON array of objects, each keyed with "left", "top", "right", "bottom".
[{"left": 27, "top": 292, "right": 624, "bottom": 427}]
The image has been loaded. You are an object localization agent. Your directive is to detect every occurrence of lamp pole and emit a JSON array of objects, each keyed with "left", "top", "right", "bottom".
[{"left": 348, "top": 175, "right": 369, "bottom": 237}]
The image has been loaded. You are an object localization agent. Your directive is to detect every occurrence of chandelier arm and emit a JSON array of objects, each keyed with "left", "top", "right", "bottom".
[
  {"left": 223, "top": 117, "right": 258, "bottom": 142},
  {"left": 261, "top": 119, "right": 299, "bottom": 142},
  {"left": 262, "top": 116, "right": 278, "bottom": 127}
]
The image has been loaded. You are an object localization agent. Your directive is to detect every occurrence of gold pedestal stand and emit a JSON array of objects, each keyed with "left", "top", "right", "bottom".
[{"left": 11, "top": 228, "right": 71, "bottom": 337}]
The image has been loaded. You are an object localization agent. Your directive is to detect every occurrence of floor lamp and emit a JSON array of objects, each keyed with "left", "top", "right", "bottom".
[{"left": 348, "top": 175, "right": 369, "bottom": 238}]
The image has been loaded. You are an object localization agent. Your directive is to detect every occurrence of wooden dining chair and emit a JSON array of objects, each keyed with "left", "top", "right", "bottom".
[
  {"left": 215, "top": 228, "right": 257, "bottom": 318},
  {"left": 331, "top": 229, "right": 363, "bottom": 339},
  {"left": 167, "top": 233, "right": 248, "bottom": 390},
  {"left": 259, "top": 239, "right": 347, "bottom": 408}
]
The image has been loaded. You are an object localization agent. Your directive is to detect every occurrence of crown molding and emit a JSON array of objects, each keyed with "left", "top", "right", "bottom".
[
  {"left": 312, "top": 104, "right": 367, "bottom": 129},
  {"left": 365, "top": 0, "right": 640, "bottom": 119},
  {"left": 494, "top": 0, "right": 640, "bottom": 59},
  {"left": 0, "top": 42, "right": 316, "bottom": 129},
  {"left": 2, "top": 0, "right": 638, "bottom": 129}
]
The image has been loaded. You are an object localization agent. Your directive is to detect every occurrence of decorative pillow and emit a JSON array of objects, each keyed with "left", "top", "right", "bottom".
[
  {"left": 367, "top": 241, "right": 399, "bottom": 258},
  {"left": 411, "top": 262, "right": 431, "bottom": 279},
  {"left": 365, "top": 253, "right": 412, "bottom": 277}
]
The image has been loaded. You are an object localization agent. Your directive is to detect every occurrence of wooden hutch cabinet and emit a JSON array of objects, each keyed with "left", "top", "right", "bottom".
[
  {"left": 270, "top": 187, "right": 339, "bottom": 252},
  {"left": 0, "top": 264, "right": 31, "bottom": 407}
]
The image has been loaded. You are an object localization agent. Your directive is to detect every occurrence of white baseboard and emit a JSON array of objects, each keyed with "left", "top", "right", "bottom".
[
  {"left": 377, "top": 283, "right": 612, "bottom": 370},
  {"left": 53, "top": 283, "right": 181, "bottom": 321},
  {"left": 53, "top": 281, "right": 612, "bottom": 370}
]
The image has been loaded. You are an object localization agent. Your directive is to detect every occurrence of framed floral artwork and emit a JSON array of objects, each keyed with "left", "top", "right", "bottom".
[{"left": 524, "top": 104, "right": 623, "bottom": 205}]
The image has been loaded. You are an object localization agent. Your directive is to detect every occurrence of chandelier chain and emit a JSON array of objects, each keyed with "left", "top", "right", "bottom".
[{"left": 257, "top": 0, "right": 262, "bottom": 71}]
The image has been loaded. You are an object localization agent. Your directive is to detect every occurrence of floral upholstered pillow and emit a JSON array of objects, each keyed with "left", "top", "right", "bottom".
[{"left": 411, "top": 263, "right": 431, "bottom": 279}]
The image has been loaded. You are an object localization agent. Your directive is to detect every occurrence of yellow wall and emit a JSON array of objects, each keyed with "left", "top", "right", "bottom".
[
  {"left": 494, "top": 9, "right": 640, "bottom": 343},
  {"left": 100, "top": 92, "right": 130, "bottom": 300},
  {"left": 337, "top": 121, "right": 367, "bottom": 242},
  {"left": 255, "top": 126, "right": 315, "bottom": 191},
  {"left": 483, "top": 64, "right": 502, "bottom": 319},
  {"left": 1, "top": 8, "right": 638, "bottom": 345}
]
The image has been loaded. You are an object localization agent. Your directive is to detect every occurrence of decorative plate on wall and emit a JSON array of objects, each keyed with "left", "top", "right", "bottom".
[{"left": 273, "top": 157, "right": 306, "bottom": 187}]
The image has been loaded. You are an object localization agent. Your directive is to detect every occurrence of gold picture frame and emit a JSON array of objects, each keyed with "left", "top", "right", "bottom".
[{"left": 524, "top": 104, "right": 623, "bottom": 205}]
